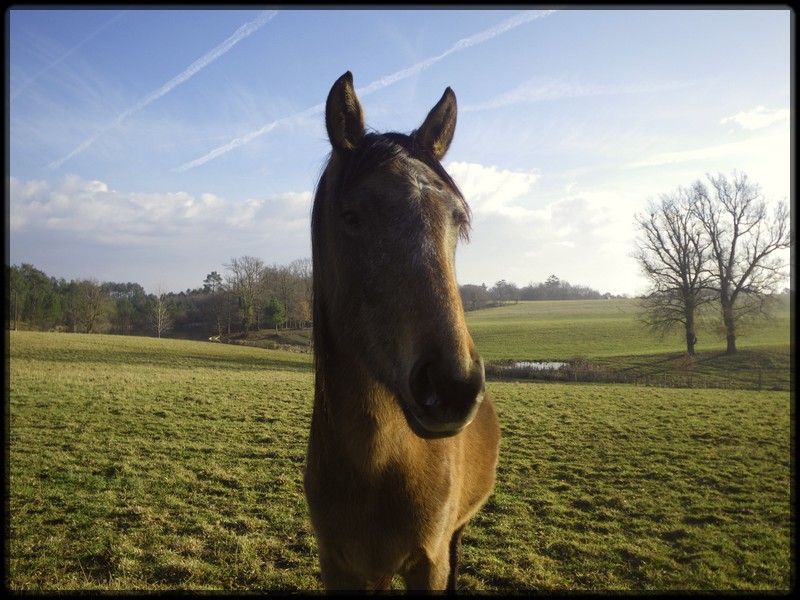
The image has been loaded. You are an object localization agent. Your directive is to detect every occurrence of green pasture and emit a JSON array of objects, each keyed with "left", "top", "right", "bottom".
[
  {"left": 6, "top": 330, "right": 792, "bottom": 591},
  {"left": 465, "top": 298, "right": 791, "bottom": 360}
]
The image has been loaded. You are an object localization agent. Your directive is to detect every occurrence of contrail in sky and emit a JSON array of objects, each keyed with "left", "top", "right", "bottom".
[
  {"left": 174, "top": 9, "right": 557, "bottom": 173},
  {"left": 11, "top": 11, "right": 127, "bottom": 103},
  {"left": 48, "top": 10, "right": 278, "bottom": 170}
]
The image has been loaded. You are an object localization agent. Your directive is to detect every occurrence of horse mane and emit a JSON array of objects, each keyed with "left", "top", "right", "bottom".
[{"left": 316, "top": 130, "right": 470, "bottom": 225}]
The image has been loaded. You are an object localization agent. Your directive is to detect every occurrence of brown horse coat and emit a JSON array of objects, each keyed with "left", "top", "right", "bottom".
[{"left": 304, "top": 71, "right": 500, "bottom": 591}]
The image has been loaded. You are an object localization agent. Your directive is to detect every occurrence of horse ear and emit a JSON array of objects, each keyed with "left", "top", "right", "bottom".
[
  {"left": 325, "top": 71, "right": 365, "bottom": 153},
  {"left": 414, "top": 87, "right": 457, "bottom": 161}
]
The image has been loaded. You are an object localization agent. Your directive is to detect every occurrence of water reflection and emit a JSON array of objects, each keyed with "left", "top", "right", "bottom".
[{"left": 512, "top": 361, "right": 568, "bottom": 370}]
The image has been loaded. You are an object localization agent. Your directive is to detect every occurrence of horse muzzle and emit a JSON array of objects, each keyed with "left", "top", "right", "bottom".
[{"left": 404, "top": 353, "right": 486, "bottom": 439}]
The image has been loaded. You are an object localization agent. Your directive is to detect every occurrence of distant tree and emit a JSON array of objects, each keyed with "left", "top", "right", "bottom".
[
  {"left": 12, "top": 263, "right": 59, "bottom": 330},
  {"left": 691, "top": 171, "right": 791, "bottom": 354},
  {"left": 203, "top": 271, "right": 225, "bottom": 337},
  {"left": 633, "top": 187, "right": 715, "bottom": 355},
  {"left": 264, "top": 298, "right": 287, "bottom": 333},
  {"left": 260, "top": 260, "right": 313, "bottom": 329},
  {"left": 104, "top": 282, "right": 149, "bottom": 335},
  {"left": 111, "top": 295, "right": 136, "bottom": 334},
  {"left": 7, "top": 265, "right": 25, "bottom": 330},
  {"left": 203, "top": 271, "right": 224, "bottom": 294},
  {"left": 459, "top": 283, "right": 490, "bottom": 311},
  {"left": 491, "top": 280, "right": 519, "bottom": 304},
  {"left": 519, "top": 275, "right": 603, "bottom": 301},
  {"left": 150, "top": 287, "right": 174, "bottom": 338},
  {"left": 225, "top": 256, "right": 265, "bottom": 332},
  {"left": 289, "top": 258, "right": 313, "bottom": 327},
  {"left": 266, "top": 264, "right": 295, "bottom": 327},
  {"left": 69, "top": 278, "right": 113, "bottom": 333}
]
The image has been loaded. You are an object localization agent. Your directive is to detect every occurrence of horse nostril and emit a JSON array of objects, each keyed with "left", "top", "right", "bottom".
[
  {"left": 473, "top": 353, "right": 485, "bottom": 378},
  {"left": 410, "top": 361, "right": 438, "bottom": 409},
  {"left": 409, "top": 357, "right": 485, "bottom": 414}
]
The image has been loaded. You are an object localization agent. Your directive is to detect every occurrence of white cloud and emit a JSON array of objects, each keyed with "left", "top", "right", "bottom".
[
  {"left": 721, "top": 106, "right": 789, "bottom": 131},
  {"left": 445, "top": 162, "right": 628, "bottom": 244},
  {"left": 446, "top": 161, "right": 542, "bottom": 219},
  {"left": 8, "top": 174, "right": 311, "bottom": 246},
  {"left": 446, "top": 161, "right": 645, "bottom": 293}
]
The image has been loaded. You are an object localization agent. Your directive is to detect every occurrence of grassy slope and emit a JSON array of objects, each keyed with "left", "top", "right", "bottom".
[
  {"left": 464, "top": 298, "right": 791, "bottom": 360},
  {"left": 466, "top": 299, "right": 792, "bottom": 391},
  {"left": 7, "top": 330, "right": 792, "bottom": 591}
]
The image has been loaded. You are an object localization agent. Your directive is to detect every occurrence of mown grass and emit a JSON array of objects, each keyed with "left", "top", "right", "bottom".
[
  {"left": 8, "top": 332, "right": 315, "bottom": 590},
  {"left": 469, "top": 299, "right": 792, "bottom": 391},
  {"left": 6, "top": 331, "right": 793, "bottom": 591},
  {"left": 465, "top": 298, "right": 791, "bottom": 360},
  {"left": 464, "top": 383, "right": 792, "bottom": 591}
]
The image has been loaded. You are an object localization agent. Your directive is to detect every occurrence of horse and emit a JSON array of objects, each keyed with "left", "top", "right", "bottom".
[{"left": 304, "top": 71, "right": 501, "bottom": 591}]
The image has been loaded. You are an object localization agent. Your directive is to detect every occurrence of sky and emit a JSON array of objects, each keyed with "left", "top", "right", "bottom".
[{"left": 7, "top": 7, "right": 792, "bottom": 296}]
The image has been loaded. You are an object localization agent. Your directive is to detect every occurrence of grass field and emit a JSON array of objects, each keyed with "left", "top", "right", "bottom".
[
  {"left": 6, "top": 328, "right": 792, "bottom": 591},
  {"left": 466, "top": 299, "right": 792, "bottom": 392},
  {"left": 464, "top": 298, "right": 791, "bottom": 360}
]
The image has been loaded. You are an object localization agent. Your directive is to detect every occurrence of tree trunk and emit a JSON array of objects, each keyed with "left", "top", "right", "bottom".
[
  {"left": 722, "top": 303, "right": 737, "bottom": 355},
  {"left": 725, "top": 332, "right": 737, "bottom": 355},
  {"left": 684, "top": 302, "right": 697, "bottom": 355},
  {"left": 685, "top": 329, "right": 697, "bottom": 355}
]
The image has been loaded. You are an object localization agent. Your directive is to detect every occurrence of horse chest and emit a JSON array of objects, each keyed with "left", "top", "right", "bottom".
[{"left": 308, "top": 433, "right": 460, "bottom": 538}]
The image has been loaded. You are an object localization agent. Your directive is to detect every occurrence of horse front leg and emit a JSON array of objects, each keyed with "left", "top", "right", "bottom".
[
  {"left": 368, "top": 575, "right": 394, "bottom": 591},
  {"left": 401, "top": 547, "right": 451, "bottom": 592},
  {"left": 447, "top": 525, "right": 466, "bottom": 591},
  {"left": 316, "top": 544, "right": 368, "bottom": 591}
]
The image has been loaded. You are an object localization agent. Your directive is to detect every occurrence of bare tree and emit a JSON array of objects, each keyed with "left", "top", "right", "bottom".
[
  {"left": 633, "top": 187, "right": 714, "bottom": 354},
  {"left": 290, "top": 258, "right": 313, "bottom": 327},
  {"left": 70, "top": 278, "right": 113, "bottom": 333},
  {"left": 262, "top": 262, "right": 309, "bottom": 329},
  {"left": 225, "top": 256, "right": 265, "bottom": 333},
  {"left": 151, "top": 286, "right": 174, "bottom": 339},
  {"left": 691, "top": 171, "right": 791, "bottom": 354}
]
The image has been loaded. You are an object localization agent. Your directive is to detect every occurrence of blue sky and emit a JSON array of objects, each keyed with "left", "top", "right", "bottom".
[{"left": 7, "top": 7, "right": 792, "bottom": 296}]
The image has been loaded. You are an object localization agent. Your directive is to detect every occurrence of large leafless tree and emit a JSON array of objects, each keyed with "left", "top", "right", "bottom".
[
  {"left": 633, "top": 187, "right": 715, "bottom": 355},
  {"left": 634, "top": 171, "right": 790, "bottom": 355},
  {"left": 691, "top": 171, "right": 791, "bottom": 354}
]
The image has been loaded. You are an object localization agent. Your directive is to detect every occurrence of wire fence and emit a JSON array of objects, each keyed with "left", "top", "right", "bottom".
[{"left": 486, "top": 361, "right": 792, "bottom": 392}]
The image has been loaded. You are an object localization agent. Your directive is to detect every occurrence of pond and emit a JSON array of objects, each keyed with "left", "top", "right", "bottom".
[{"left": 512, "top": 361, "right": 569, "bottom": 370}]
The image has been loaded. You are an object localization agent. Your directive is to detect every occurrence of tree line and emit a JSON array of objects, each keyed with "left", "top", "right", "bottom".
[
  {"left": 7, "top": 256, "right": 613, "bottom": 340},
  {"left": 633, "top": 170, "right": 791, "bottom": 356},
  {"left": 9, "top": 169, "right": 789, "bottom": 355},
  {"left": 6, "top": 257, "right": 313, "bottom": 340},
  {"left": 459, "top": 274, "right": 613, "bottom": 311}
]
